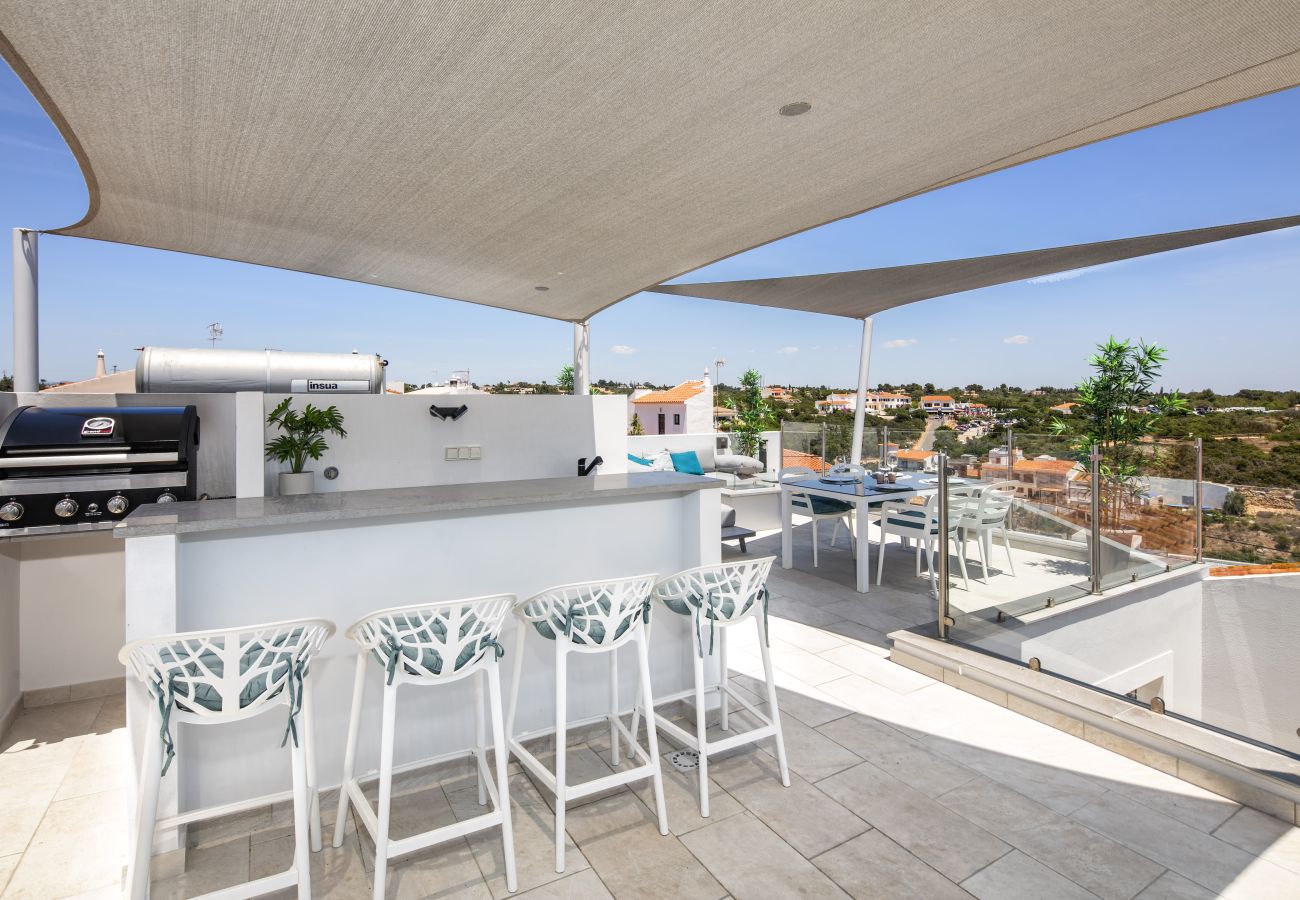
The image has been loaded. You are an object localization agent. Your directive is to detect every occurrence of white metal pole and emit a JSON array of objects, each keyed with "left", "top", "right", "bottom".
[
  {"left": 849, "top": 317, "right": 874, "bottom": 464},
  {"left": 572, "top": 321, "right": 590, "bottom": 395},
  {"left": 12, "top": 228, "right": 38, "bottom": 393}
]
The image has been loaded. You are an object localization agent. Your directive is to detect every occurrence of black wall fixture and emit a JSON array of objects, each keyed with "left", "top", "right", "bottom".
[{"left": 429, "top": 404, "right": 469, "bottom": 421}]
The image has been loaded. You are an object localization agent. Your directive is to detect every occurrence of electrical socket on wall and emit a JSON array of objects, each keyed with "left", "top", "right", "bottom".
[{"left": 444, "top": 446, "right": 482, "bottom": 461}]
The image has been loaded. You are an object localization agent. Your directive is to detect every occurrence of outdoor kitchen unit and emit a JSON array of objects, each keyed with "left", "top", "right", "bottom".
[{"left": 0, "top": 405, "right": 199, "bottom": 532}]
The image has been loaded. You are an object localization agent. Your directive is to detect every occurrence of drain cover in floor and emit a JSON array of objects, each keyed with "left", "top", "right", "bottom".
[{"left": 665, "top": 749, "right": 700, "bottom": 772}]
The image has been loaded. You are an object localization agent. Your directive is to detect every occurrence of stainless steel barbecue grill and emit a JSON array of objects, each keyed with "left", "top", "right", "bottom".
[{"left": 0, "top": 405, "right": 199, "bottom": 531}]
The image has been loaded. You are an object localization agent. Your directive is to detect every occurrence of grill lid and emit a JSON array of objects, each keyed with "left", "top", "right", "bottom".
[{"left": 0, "top": 406, "right": 198, "bottom": 456}]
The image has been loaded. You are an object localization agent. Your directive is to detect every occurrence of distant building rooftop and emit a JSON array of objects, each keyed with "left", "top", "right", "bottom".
[{"left": 634, "top": 380, "right": 706, "bottom": 404}]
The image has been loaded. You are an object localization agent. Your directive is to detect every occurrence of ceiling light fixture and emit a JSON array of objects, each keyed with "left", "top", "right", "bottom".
[
  {"left": 778, "top": 101, "right": 811, "bottom": 117},
  {"left": 534, "top": 285, "right": 550, "bottom": 291}
]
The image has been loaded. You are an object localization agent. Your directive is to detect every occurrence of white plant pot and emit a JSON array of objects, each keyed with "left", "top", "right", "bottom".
[{"left": 278, "top": 471, "right": 315, "bottom": 496}]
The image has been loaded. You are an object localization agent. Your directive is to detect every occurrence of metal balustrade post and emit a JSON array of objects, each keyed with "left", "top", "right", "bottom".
[
  {"left": 1194, "top": 437, "right": 1204, "bottom": 563},
  {"left": 1090, "top": 444, "right": 1102, "bottom": 595},
  {"left": 821, "top": 422, "right": 827, "bottom": 469},
  {"left": 880, "top": 425, "right": 889, "bottom": 470},
  {"left": 937, "top": 452, "right": 951, "bottom": 639}
]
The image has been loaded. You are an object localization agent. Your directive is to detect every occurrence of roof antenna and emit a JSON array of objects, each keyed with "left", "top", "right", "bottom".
[{"left": 206, "top": 322, "right": 223, "bottom": 347}]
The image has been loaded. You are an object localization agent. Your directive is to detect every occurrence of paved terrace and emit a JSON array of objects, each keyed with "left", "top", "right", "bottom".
[{"left": 1, "top": 523, "right": 1298, "bottom": 898}]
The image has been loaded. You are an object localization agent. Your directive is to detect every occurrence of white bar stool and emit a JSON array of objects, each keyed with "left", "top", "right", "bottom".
[
  {"left": 506, "top": 575, "right": 669, "bottom": 873},
  {"left": 333, "top": 594, "right": 518, "bottom": 898},
  {"left": 120, "top": 617, "right": 335, "bottom": 900},
  {"left": 636, "top": 557, "right": 789, "bottom": 817}
]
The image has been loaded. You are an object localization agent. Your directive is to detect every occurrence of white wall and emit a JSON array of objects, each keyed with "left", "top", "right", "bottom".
[
  {"left": 18, "top": 532, "right": 126, "bottom": 691},
  {"left": 1200, "top": 573, "right": 1300, "bottom": 753},
  {"left": 635, "top": 401, "right": 688, "bottom": 435},
  {"left": 262, "top": 393, "right": 628, "bottom": 494},
  {"left": 686, "top": 391, "right": 714, "bottom": 435},
  {"left": 0, "top": 545, "right": 20, "bottom": 726},
  {"left": 969, "top": 569, "right": 1205, "bottom": 716}
]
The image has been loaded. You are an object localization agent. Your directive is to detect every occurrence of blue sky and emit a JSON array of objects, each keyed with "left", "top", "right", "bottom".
[{"left": 2, "top": 62, "right": 1298, "bottom": 391}]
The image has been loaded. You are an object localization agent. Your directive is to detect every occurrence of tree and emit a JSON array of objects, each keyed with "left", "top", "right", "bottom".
[
  {"left": 557, "top": 364, "right": 575, "bottom": 394},
  {"left": 1052, "top": 337, "right": 1187, "bottom": 525},
  {"left": 629, "top": 412, "right": 645, "bottom": 436},
  {"left": 1223, "top": 490, "right": 1246, "bottom": 516},
  {"left": 727, "top": 368, "right": 775, "bottom": 458}
]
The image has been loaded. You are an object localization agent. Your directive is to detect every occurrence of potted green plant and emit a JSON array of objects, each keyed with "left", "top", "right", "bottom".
[{"left": 265, "top": 398, "right": 347, "bottom": 496}]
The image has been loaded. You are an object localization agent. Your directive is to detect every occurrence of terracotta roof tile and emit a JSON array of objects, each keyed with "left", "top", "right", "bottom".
[
  {"left": 1013, "top": 458, "right": 1080, "bottom": 475},
  {"left": 781, "top": 449, "right": 829, "bottom": 473},
  {"left": 633, "top": 380, "right": 706, "bottom": 404}
]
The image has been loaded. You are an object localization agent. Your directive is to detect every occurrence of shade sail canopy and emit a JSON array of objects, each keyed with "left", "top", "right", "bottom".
[
  {"left": 3, "top": 2, "right": 1299, "bottom": 322},
  {"left": 648, "top": 215, "right": 1300, "bottom": 318}
]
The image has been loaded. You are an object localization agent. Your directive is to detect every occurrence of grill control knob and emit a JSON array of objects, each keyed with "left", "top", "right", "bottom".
[
  {"left": 0, "top": 501, "right": 23, "bottom": 522},
  {"left": 106, "top": 495, "right": 129, "bottom": 515},
  {"left": 54, "top": 498, "right": 79, "bottom": 518},
  {"left": 156, "top": 492, "right": 178, "bottom": 504}
]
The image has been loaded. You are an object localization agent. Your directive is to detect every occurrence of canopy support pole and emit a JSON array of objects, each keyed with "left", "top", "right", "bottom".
[
  {"left": 850, "top": 316, "right": 874, "bottom": 464},
  {"left": 12, "top": 228, "right": 38, "bottom": 393},
  {"left": 572, "top": 321, "right": 590, "bottom": 395}
]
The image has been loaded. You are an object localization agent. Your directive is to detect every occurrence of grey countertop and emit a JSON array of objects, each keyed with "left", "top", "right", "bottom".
[{"left": 113, "top": 472, "right": 720, "bottom": 538}]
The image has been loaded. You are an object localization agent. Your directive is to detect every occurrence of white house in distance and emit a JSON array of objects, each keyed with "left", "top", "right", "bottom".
[
  {"left": 629, "top": 375, "right": 714, "bottom": 434},
  {"left": 815, "top": 392, "right": 857, "bottom": 414},
  {"left": 921, "top": 394, "right": 955, "bottom": 413},
  {"left": 864, "top": 391, "right": 912, "bottom": 413},
  {"left": 762, "top": 385, "right": 792, "bottom": 403},
  {"left": 816, "top": 390, "right": 913, "bottom": 415}
]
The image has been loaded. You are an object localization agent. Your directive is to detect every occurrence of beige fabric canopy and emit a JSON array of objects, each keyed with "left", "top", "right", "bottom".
[
  {"left": 3, "top": 2, "right": 1299, "bottom": 322},
  {"left": 648, "top": 215, "right": 1300, "bottom": 318}
]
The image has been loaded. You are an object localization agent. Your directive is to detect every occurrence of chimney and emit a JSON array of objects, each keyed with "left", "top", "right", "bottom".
[{"left": 95, "top": 349, "right": 106, "bottom": 378}]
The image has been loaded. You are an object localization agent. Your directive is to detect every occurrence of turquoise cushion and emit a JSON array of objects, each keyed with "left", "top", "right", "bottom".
[
  {"left": 158, "top": 630, "right": 302, "bottom": 713},
  {"left": 373, "top": 612, "right": 497, "bottom": 681},
  {"left": 530, "top": 596, "right": 647, "bottom": 646},
  {"left": 628, "top": 453, "right": 654, "bottom": 467},
  {"left": 792, "top": 495, "right": 852, "bottom": 515},
  {"left": 670, "top": 450, "right": 705, "bottom": 475}
]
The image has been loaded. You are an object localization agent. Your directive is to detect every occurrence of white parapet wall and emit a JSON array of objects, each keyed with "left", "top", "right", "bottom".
[
  {"left": 965, "top": 568, "right": 1206, "bottom": 717},
  {"left": 1200, "top": 572, "right": 1300, "bottom": 754},
  {"left": 258, "top": 393, "right": 629, "bottom": 495}
]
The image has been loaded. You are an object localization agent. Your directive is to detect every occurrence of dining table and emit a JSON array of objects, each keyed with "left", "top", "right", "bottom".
[{"left": 779, "top": 471, "right": 947, "bottom": 593}]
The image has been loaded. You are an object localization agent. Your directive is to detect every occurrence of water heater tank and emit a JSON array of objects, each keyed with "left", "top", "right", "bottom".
[{"left": 135, "top": 347, "right": 386, "bottom": 394}]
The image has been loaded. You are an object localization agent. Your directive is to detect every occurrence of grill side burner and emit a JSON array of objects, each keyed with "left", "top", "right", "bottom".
[{"left": 0, "top": 405, "right": 199, "bottom": 531}]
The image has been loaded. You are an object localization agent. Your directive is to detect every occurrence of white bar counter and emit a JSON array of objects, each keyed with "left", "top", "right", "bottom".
[{"left": 115, "top": 472, "right": 721, "bottom": 840}]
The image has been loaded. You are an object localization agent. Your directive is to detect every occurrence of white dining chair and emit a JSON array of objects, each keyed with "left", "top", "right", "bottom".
[
  {"left": 779, "top": 466, "right": 856, "bottom": 566},
  {"left": 959, "top": 481, "right": 1018, "bottom": 580},
  {"left": 876, "top": 492, "right": 973, "bottom": 594}
]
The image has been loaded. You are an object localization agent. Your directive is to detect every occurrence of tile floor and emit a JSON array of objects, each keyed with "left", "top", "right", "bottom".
[{"left": 2, "top": 525, "right": 1299, "bottom": 899}]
